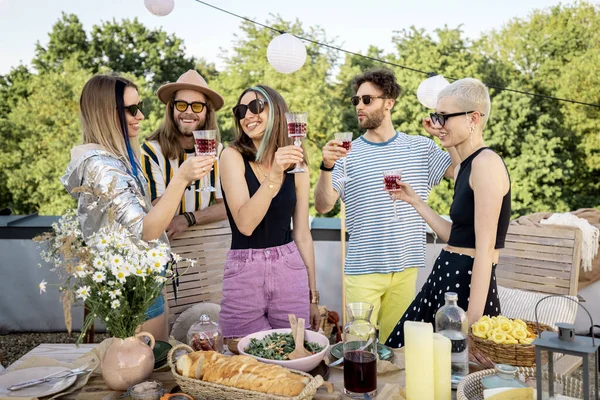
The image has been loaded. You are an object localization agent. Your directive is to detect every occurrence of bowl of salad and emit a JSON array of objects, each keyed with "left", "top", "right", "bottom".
[{"left": 237, "top": 328, "right": 330, "bottom": 372}]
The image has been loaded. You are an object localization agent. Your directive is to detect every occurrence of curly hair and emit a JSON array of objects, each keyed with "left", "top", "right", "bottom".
[{"left": 351, "top": 68, "right": 402, "bottom": 100}]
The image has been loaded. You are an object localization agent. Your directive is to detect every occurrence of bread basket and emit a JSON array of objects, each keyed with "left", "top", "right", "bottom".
[
  {"left": 167, "top": 344, "right": 324, "bottom": 400},
  {"left": 469, "top": 320, "right": 554, "bottom": 367}
]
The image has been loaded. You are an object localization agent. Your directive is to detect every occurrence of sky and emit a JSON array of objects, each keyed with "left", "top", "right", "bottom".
[{"left": 0, "top": 0, "right": 575, "bottom": 75}]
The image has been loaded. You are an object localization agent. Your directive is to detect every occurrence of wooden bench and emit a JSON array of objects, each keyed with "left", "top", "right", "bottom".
[
  {"left": 498, "top": 224, "right": 583, "bottom": 375},
  {"left": 497, "top": 224, "right": 582, "bottom": 296},
  {"left": 166, "top": 220, "right": 231, "bottom": 325}
]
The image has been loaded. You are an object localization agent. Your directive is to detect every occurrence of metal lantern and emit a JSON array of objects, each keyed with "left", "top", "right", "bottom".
[
  {"left": 144, "top": 0, "right": 174, "bottom": 16},
  {"left": 416, "top": 74, "right": 450, "bottom": 109},
  {"left": 267, "top": 33, "right": 307, "bottom": 74},
  {"left": 533, "top": 296, "right": 599, "bottom": 400}
]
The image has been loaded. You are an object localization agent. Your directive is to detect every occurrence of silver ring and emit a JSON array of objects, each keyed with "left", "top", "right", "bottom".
[{"left": 202, "top": 167, "right": 206, "bottom": 172}]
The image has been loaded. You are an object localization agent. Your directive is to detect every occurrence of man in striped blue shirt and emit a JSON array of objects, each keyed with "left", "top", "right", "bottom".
[{"left": 315, "top": 68, "right": 459, "bottom": 342}]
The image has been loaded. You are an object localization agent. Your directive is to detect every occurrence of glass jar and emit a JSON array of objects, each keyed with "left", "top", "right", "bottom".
[
  {"left": 187, "top": 314, "right": 224, "bottom": 353},
  {"left": 343, "top": 302, "right": 377, "bottom": 399},
  {"left": 482, "top": 364, "right": 528, "bottom": 394},
  {"left": 435, "top": 292, "right": 469, "bottom": 388}
]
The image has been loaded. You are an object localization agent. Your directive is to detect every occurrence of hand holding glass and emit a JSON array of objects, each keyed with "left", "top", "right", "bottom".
[
  {"left": 383, "top": 170, "right": 402, "bottom": 222},
  {"left": 285, "top": 112, "right": 307, "bottom": 174},
  {"left": 192, "top": 130, "right": 217, "bottom": 192},
  {"left": 334, "top": 132, "right": 352, "bottom": 182}
]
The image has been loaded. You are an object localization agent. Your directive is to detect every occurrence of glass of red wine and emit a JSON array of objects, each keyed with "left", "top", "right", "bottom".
[
  {"left": 383, "top": 169, "right": 402, "bottom": 222},
  {"left": 343, "top": 302, "right": 377, "bottom": 399},
  {"left": 285, "top": 112, "right": 308, "bottom": 174},
  {"left": 334, "top": 132, "right": 353, "bottom": 182},
  {"left": 192, "top": 130, "right": 217, "bottom": 192}
]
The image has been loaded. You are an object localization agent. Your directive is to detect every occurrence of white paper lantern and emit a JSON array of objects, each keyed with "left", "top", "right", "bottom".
[
  {"left": 416, "top": 75, "right": 450, "bottom": 109},
  {"left": 144, "top": 0, "right": 174, "bottom": 16},
  {"left": 267, "top": 33, "right": 307, "bottom": 74}
]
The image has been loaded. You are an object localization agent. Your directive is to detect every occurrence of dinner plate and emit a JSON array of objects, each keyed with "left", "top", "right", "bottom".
[
  {"left": 0, "top": 366, "right": 77, "bottom": 398},
  {"left": 329, "top": 342, "right": 394, "bottom": 363}
]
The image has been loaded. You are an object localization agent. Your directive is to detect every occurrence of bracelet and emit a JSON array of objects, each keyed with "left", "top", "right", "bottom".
[
  {"left": 320, "top": 161, "right": 334, "bottom": 172},
  {"left": 187, "top": 212, "right": 197, "bottom": 226},
  {"left": 309, "top": 290, "right": 320, "bottom": 304},
  {"left": 182, "top": 212, "right": 193, "bottom": 227}
]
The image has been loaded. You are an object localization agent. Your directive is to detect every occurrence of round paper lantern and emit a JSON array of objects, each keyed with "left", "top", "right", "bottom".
[
  {"left": 416, "top": 75, "right": 450, "bottom": 109},
  {"left": 144, "top": 0, "right": 174, "bottom": 16},
  {"left": 267, "top": 33, "right": 307, "bottom": 74}
]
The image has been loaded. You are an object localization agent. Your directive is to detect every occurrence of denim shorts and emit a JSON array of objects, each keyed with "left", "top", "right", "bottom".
[{"left": 145, "top": 294, "right": 165, "bottom": 320}]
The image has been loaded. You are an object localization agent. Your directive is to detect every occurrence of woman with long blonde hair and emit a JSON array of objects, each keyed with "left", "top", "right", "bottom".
[{"left": 62, "top": 74, "right": 215, "bottom": 340}]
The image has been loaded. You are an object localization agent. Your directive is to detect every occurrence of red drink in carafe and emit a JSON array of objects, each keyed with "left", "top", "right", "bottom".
[{"left": 343, "top": 350, "right": 377, "bottom": 393}]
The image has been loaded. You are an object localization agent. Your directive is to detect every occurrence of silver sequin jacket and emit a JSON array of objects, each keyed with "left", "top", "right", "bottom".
[{"left": 61, "top": 144, "right": 169, "bottom": 247}]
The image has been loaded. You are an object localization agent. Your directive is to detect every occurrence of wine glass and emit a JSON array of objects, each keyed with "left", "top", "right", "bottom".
[
  {"left": 383, "top": 169, "right": 402, "bottom": 222},
  {"left": 334, "top": 132, "right": 353, "bottom": 182},
  {"left": 192, "top": 130, "right": 217, "bottom": 192},
  {"left": 285, "top": 112, "right": 308, "bottom": 174}
]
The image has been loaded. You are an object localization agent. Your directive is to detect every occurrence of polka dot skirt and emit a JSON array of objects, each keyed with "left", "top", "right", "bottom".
[{"left": 386, "top": 249, "right": 501, "bottom": 348}]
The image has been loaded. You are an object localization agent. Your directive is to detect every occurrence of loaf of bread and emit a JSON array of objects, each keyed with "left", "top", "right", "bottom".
[{"left": 175, "top": 350, "right": 309, "bottom": 397}]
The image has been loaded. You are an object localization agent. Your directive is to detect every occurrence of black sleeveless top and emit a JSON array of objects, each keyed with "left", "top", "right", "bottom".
[
  {"left": 221, "top": 154, "right": 296, "bottom": 250},
  {"left": 447, "top": 147, "right": 511, "bottom": 249}
]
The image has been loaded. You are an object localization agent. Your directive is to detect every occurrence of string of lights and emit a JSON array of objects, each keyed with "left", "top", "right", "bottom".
[{"left": 192, "top": 0, "right": 600, "bottom": 109}]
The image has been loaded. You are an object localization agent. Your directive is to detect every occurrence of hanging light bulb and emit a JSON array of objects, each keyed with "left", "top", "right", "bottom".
[
  {"left": 267, "top": 33, "right": 307, "bottom": 74},
  {"left": 144, "top": 0, "right": 175, "bottom": 17},
  {"left": 417, "top": 74, "right": 450, "bottom": 109}
]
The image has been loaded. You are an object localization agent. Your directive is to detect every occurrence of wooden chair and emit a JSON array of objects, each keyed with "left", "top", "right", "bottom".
[
  {"left": 497, "top": 224, "right": 582, "bottom": 296},
  {"left": 497, "top": 224, "right": 584, "bottom": 375},
  {"left": 166, "top": 220, "right": 231, "bottom": 326}
]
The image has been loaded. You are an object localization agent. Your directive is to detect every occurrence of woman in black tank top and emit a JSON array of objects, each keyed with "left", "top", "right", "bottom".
[
  {"left": 218, "top": 85, "right": 321, "bottom": 338},
  {"left": 386, "top": 79, "right": 511, "bottom": 366}
]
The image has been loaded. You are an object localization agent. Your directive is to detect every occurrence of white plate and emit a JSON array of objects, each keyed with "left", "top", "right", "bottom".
[{"left": 0, "top": 366, "right": 77, "bottom": 398}]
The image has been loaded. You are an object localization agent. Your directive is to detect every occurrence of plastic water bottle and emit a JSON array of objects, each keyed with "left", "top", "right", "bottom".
[{"left": 435, "top": 292, "right": 469, "bottom": 389}]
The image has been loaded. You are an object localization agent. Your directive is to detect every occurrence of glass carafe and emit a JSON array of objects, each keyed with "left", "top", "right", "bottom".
[
  {"left": 481, "top": 364, "right": 528, "bottom": 397},
  {"left": 187, "top": 314, "right": 224, "bottom": 353},
  {"left": 435, "top": 292, "right": 469, "bottom": 388},
  {"left": 343, "top": 301, "right": 377, "bottom": 399}
]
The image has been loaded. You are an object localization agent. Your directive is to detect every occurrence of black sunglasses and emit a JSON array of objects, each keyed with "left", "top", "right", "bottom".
[
  {"left": 174, "top": 100, "right": 206, "bottom": 113},
  {"left": 123, "top": 101, "right": 143, "bottom": 117},
  {"left": 429, "top": 111, "right": 485, "bottom": 127},
  {"left": 350, "top": 95, "right": 387, "bottom": 106},
  {"left": 232, "top": 99, "right": 267, "bottom": 120}
]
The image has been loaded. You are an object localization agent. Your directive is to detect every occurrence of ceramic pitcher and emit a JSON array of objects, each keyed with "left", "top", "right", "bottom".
[{"left": 101, "top": 331, "right": 155, "bottom": 391}]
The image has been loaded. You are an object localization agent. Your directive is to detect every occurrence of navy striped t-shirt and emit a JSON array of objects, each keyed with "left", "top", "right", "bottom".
[{"left": 332, "top": 132, "right": 451, "bottom": 275}]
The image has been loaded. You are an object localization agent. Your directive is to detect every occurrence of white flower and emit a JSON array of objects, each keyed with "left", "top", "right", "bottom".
[
  {"left": 154, "top": 276, "right": 167, "bottom": 284},
  {"left": 113, "top": 268, "right": 129, "bottom": 284},
  {"left": 74, "top": 264, "right": 88, "bottom": 278},
  {"left": 76, "top": 285, "right": 91, "bottom": 301},
  {"left": 38, "top": 279, "right": 47, "bottom": 294},
  {"left": 172, "top": 253, "right": 182, "bottom": 263},
  {"left": 121, "top": 263, "right": 133, "bottom": 275},
  {"left": 92, "top": 271, "right": 106, "bottom": 283},
  {"left": 108, "top": 289, "right": 122, "bottom": 299},
  {"left": 95, "top": 235, "right": 110, "bottom": 251},
  {"left": 134, "top": 267, "right": 147, "bottom": 277},
  {"left": 149, "top": 260, "right": 165, "bottom": 273},
  {"left": 93, "top": 257, "right": 106, "bottom": 270},
  {"left": 107, "top": 253, "right": 123, "bottom": 268},
  {"left": 110, "top": 299, "right": 120, "bottom": 309}
]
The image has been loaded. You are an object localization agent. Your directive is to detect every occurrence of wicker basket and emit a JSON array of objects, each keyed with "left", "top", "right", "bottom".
[
  {"left": 456, "top": 367, "right": 583, "bottom": 400},
  {"left": 167, "top": 344, "right": 324, "bottom": 400},
  {"left": 469, "top": 321, "right": 554, "bottom": 367}
]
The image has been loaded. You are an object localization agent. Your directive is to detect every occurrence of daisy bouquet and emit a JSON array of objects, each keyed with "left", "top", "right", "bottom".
[{"left": 35, "top": 209, "right": 187, "bottom": 344}]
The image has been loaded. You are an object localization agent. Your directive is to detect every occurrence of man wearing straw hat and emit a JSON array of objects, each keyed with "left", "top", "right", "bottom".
[{"left": 141, "top": 70, "right": 227, "bottom": 239}]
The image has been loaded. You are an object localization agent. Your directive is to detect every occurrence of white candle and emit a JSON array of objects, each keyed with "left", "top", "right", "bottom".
[
  {"left": 433, "top": 333, "right": 452, "bottom": 400},
  {"left": 404, "top": 321, "right": 435, "bottom": 400}
]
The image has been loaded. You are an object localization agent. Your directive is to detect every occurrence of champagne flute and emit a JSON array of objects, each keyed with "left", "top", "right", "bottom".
[
  {"left": 383, "top": 169, "right": 402, "bottom": 222},
  {"left": 192, "top": 130, "right": 217, "bottom": 192},
  {"left": 285, "top": 112, "right": 308, "bottom": 174},
  {"left": 334, "top": 132, "right": 353, "bottom": 182}
]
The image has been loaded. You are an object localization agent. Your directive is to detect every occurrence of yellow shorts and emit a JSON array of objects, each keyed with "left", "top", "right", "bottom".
[{"left": 345, "top": 268, "right": 418, "bottom": 343}]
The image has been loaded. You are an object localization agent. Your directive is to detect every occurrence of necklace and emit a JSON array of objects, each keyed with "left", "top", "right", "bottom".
[{"left": 254, "top": 162, "right": 269, "bottom": 181}]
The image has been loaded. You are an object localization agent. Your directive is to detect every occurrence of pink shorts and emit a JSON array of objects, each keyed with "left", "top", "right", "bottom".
[{"left": 219, "top": 241, "right": 310, "bottom": 338}]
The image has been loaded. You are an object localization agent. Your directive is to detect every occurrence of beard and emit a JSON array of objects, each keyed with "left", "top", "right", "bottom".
[
  {"left": 358, "top": 104, "right": 385, "bottom": 130},
  {"left": 176, "top": 113, "right": 206, "bottom": 136}
]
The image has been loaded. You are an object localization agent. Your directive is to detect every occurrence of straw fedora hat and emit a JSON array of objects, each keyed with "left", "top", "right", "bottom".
[{"left": 156, "top": 70, "right": 225, "bottom": 110}]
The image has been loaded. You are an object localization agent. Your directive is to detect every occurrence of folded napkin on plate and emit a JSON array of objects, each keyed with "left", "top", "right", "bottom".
[{"left": 3, "top": 346, "right": 101, "bottom": 400}]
